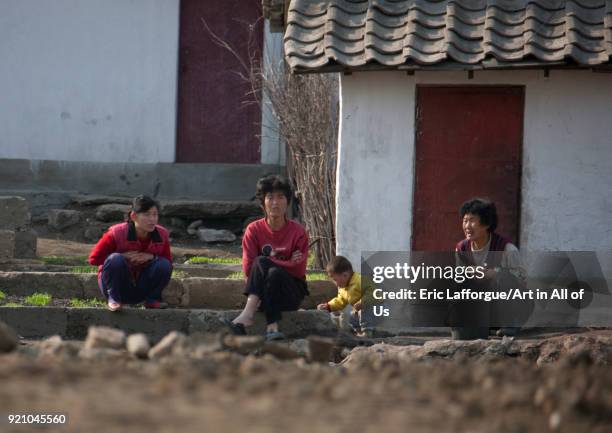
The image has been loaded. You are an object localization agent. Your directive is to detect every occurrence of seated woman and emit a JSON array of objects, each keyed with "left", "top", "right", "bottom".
[
  {"left": 88, "top": 195, "right": 173, "bottom": 311},
  {"left": 223, "top": 175, "right": 309, "bottom": 340},
  {"left": 454, "top": 198, "right": 524, "bottom": 338}
]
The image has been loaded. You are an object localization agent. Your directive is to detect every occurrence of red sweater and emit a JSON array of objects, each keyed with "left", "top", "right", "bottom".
[
  {"left": 89, "top": 223, "right": 172, "bottom": 279},
  {"left": 242, "top": 218, "right": 309, "bottom": 280}
]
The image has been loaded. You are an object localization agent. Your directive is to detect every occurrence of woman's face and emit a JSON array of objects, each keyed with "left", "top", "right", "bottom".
[
  {"left": 264, "top": 191, "right": 288, "bottom": 218},
  {"left": 130, "top": 207, "right": 159, "bottom": 233},
  {"left": 462, "top": 213, "right": 489, "bottom": 243}
]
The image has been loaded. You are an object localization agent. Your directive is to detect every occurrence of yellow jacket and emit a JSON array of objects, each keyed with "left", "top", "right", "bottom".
[{"left": 327, "top": 272, "right": 363, "bottom": 312}]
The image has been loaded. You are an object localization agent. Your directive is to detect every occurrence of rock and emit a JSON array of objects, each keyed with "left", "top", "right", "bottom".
[
  {"left": 169, "top": 218, "right": 187, "bottom": 229},
  {"left": 48, "top": 209, "right": 81, "bottom": 231},
  {"left": 84, "top": 326, "right": 126, "bottom": 350},
  {"left": 341, "top": 343, "right": 422, "bottom": 367},
  {"left": 148, "top": 331, "right": 188, "bottom": 359},
  {"left": 221, "top": 334, "right": 265, "bottom": 355},
  {"left": 71, "top": 195, "right": 133, "bottom": 206},
  {"left": 95, "top": 204, "right": 130, "bottom": 222},
  {"left": 189, "top": 333, "right": 223, "bottom": 358},
  {"left": 83, "top": 224, "right": 108, "bottom": 242},
  {"left": 287, "top": 339, "right": 309, "bottom": 357},
  {"left": 536, "top": 334, "right": 612, "bottom": 366},
  {"left": 549, "top": 412, "right": 562, "bottom": 431},
  {"left": 420, "top": 339, "right": 517, "bottom": 359},
  {"left": 167, "top": 227, "right": 185, "bottom": 240},
  {"left": 188, "top": 310, "right": 338, "bottom": 339},
  {"left": 14, "top": 229, "right": 37, "bottom": 259},
  {"left": 161, "top": 200, "right": 262, "bottom": 220},
  {"left": 79, "top": 347, "right": 127, "bottom": 361},
  {"left": 0, "top": 321, "right": 18, "bottom": 353},
  {"left": 162, "top": 279, "right": 186, "bottom": 307},
  {"left": 187, "top": 220, "right": 203, "bottom": 236},
  {"left": 127, "top": 333, "right": 150, "bottom": 359},
  {"left": 243, "top": 216, "right": 261, "bottom": 229},
  {"left": 260, "top": 342, "right": 301, "bottom": 360},
  {"left": 197, "top": 228, "right": 237, "bottom": 243},
  {"left": 307, "top": 336, "right": 335, "bottom": 363},
  {"left": 37, "top": 335, "right": 79, "bottom": 358},
  {"left": 0, "top": 230, "right": 15, "bottom": 261},
  {"left": 0, "top": 196, "right": 31, "bottom": 230}
]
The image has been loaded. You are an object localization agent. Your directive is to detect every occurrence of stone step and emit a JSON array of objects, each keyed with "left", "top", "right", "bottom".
[
  {"left": 0, "top": 307, "right": 337, "bottom": 342},
  {"left": 0, "top": 272, "right": 336, "bottom": 309}
]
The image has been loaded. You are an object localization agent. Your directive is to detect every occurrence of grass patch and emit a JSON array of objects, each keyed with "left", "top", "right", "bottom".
[
  {"left": 172, "top": 269, "right": 188, "bottom": 279},
  {"left": 227, "top": 272, "right": 245, "bottom": 280},
  {"left": 70, "top": 266, "right": 98, "bottom": 274},
  {"left": 0, "top": 290, "right": 5, "bottom": 302},
  {"left": 307, "top": 272, "right": 328, "bottom": 281},
  {"left": 23, "top": 292, "right": 52, "bottom": 306},
  {"left": 40, "top": 256, "right": 89, "bottom": 266},
  {"left": 186, "top": 256, "right": 242, "bottom": 265},
  {"left": 69, "top": 298, "right": 106, "bottom": 308},
  {"left": 1, "top": 302, "right": 22, "bottom": 307},
  {"left": 226, "top": 271, "right": 328, "bottom": 281}
]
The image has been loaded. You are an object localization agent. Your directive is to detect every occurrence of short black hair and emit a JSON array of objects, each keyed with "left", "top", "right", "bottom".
[
  {"left": 255, "top": 175, "right": 293, "bottom": 207},
  {"left": 326, "top": 255, "right": 353, "bottom": 274},
  {"left": 132, "top": 195, "right": 160, "bottom": 214},
  {"left": 460, "top": 198, "right": 498, "bottom": 233}
]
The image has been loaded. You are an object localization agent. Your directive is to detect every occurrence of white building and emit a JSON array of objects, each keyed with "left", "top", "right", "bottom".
[
  {"left": 0, "top": 0, "right": 285, "bottom": 212},
  {"left": 266, "top": 0, "right": 612, "bottom": 266}
]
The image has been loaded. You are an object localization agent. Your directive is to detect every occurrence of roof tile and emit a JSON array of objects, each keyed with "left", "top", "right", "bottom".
[{"left": 282, "top": 0, "right": 612, "bottom": 71}]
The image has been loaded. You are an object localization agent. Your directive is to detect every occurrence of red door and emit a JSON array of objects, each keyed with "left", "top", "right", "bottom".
[
  {"left": 176, "top": 0, "right": 263, "bottom": 163},
  {"left": 412, "top": 86, "right": 524, "bottom": 251}
]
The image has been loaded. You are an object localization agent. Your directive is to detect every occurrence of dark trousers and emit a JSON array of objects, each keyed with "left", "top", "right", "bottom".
[
  {"left": 99, "top": 253, "right": 172, "bottom": 304},
  {"left": 244, "top": 256, "right": 308, "bottom": 324}
]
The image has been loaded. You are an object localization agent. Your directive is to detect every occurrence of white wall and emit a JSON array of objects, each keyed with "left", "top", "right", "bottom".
[
  {"left": 338, "top": 70, "right": 612, "bottom": 267},
  {"left": 337, "top": 72, "right": 416, "bottom": 267},
  {"left": 0, "top": 0, "right": 180, "bottom": 163}
]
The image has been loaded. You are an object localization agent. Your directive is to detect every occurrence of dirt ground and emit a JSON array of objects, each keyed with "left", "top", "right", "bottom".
[
  {"left": 37, "top": 238, "right": 242, "bottom": 262},
  {"left": 4, "top": 238, "right": 610, "bottom": 432},
  {"left": 1, "top": 332, "right": 611, "bottom": 433}
]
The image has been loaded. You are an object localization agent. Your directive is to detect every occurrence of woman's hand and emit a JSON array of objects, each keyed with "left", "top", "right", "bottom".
[
  {"left": 317, "top": 303, "right": 330, "bottom": 311},
  {"left": 122, "top": 251, "right": 154, "bottom": 266},
  {"left": 353, "top": 300, "right": 362, "bottom": 311},
  {"left": 291, "top": 250, "right": 304, "bottom": 263}
]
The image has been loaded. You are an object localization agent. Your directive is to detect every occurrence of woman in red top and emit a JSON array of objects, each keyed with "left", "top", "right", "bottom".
[
  {"left": 223, "top": 175, "right": 309, "bottom": 340},
  {"left": 88, "top": 195, "right": 173, "bottom": 311}
]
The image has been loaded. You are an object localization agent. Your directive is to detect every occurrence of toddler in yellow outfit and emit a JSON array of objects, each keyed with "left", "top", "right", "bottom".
[{"left": 317, "top": 255, "right": 373, "bottom": 337}]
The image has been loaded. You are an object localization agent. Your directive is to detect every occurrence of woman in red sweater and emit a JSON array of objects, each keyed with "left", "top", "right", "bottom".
[
  {"left": 223, "top": 175, "right": 309, "bottom": 340},
  {"left": 88, "top": 195, "right": 173, "bottom": 311}
]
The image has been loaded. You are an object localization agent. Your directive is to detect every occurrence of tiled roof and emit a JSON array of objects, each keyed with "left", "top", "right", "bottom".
[{"left": 281, "top": 0, "right": 612, "bottom": 72}]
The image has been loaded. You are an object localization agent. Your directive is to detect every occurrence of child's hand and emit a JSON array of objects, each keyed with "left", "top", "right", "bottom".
[
  {"left": 353, "top": 300, "right": 362, "bottom": 311},
  {"left": 317, "top": 303, "right": 330, "bottom": 311}
]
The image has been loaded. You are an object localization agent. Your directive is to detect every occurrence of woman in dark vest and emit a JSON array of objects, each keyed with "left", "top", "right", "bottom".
[
  {"left": 454, "top": 198, "right": 524, "bottom": 338},
  {"left": 89, "top": 195, "right": 173, "bottom": 311}
]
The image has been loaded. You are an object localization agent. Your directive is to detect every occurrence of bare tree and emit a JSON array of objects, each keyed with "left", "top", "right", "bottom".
[{"left": 203, "top": 18, "right": 338, "bottom": 269}]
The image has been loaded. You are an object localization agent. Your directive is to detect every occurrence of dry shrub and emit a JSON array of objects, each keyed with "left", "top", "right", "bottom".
[{"left": 203, "top": 17, "right": 338, "bottom": 269}]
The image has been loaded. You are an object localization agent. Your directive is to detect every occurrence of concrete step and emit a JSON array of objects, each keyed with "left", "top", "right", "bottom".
[
  {"left": 0, "top": 307, "right": 337, "bottom": 342},
  {"left": 0, "top": 271, "right": 336, "bottom": 309},
  {"left": 0, "top": 262, "right": 240, "bottom": 278}
]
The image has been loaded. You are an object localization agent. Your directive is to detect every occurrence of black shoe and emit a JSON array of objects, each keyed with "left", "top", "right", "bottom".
[
  {"left": 496, "top": 327, "right": 520, "bottom": 337},
  {"left": 221, "top": 317, "right": 247, "bottom": 335}
]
